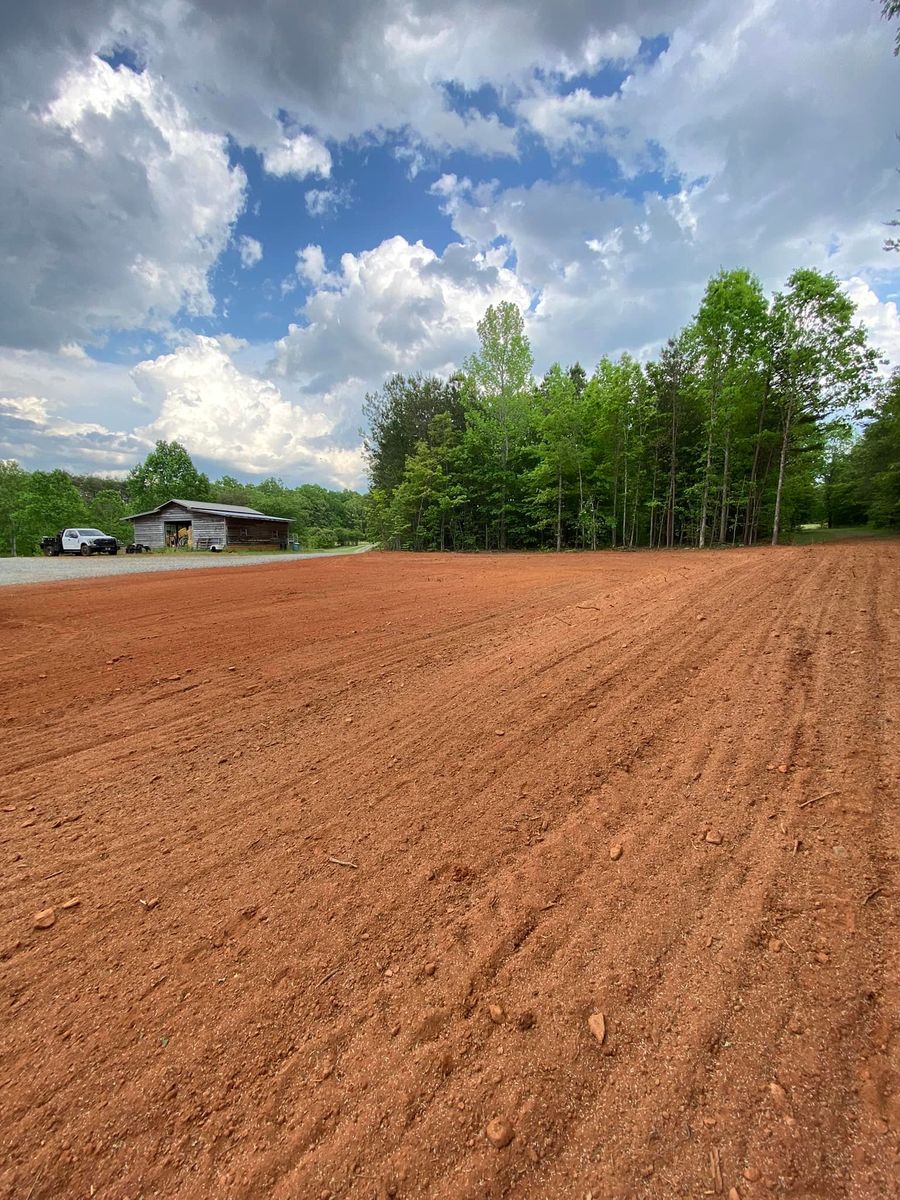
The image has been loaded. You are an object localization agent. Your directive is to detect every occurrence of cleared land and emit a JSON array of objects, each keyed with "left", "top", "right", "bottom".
[{"left": 0, "top": 543, "right": 897, "bottom": 1200}]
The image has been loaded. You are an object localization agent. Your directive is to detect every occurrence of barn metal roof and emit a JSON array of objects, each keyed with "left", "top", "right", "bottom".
[{"left": 125, "top": 499, "right": 292, "bottom": 522}]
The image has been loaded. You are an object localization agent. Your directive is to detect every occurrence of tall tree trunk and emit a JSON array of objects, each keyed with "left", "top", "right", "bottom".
[
  {"left": 698, "top": 424, "right": 713, "bottom": 549},
  {"left": 577, "top": 465, "right": 584, "bottom": 550},
  {"left": 718, "top": 431, "right": 731, "bottom": 544},
  {"left": 771, "top": 404, "right": 792, "bottom": 546},
  {"left": 667, "top": 401, "right": 677, "bottom": 549},
  {"left": 499, "top": 433, "right": 509, "bottom": 551},
  {"left": 556, "top": 467, "right": 563, "bottom": 552},
  {"left": 743, "top": 374, "right": 769, "bottom": 545}
]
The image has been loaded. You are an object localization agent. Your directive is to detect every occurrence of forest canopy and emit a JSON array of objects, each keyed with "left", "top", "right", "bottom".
[{"left": 363, "top": 267, "right": 896, "bottom": 551}]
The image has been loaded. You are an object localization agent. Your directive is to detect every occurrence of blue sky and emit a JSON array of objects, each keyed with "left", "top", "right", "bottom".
[{"left": 0, "top": 0, "right": 898, "bottom": 489}]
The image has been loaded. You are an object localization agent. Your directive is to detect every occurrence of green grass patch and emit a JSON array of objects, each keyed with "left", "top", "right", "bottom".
[{"left": 785, "top": 525, "right": 895, "bottom": 545}]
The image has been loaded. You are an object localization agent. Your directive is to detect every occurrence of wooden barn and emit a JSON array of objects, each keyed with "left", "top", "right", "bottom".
[{"left": 125, "top": 499, "right": 291, "bottom": 551}]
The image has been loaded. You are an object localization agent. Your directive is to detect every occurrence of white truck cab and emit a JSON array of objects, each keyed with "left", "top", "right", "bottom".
[{"left": 58, "top": 528, "right": 119, "bottom": 556}]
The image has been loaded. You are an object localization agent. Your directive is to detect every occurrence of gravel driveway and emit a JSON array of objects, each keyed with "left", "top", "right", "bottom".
[{"left": 0, "top": 545, "right": 371, "bottom": 587}]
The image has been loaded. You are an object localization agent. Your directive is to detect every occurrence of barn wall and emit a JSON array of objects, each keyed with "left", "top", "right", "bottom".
[
  {"left": 129, "top": 504, "right": 196, "bottom": 548},
  {"left": 224, "top": 518, "right": 289, "bottom": 548},
  {"left": 192, "top": 518, "right": 227, "bottom": 549},
  {"left": 157, "top": 504, "right": 195, "bottom": 523},
  {"left": 130, "top": 517, "right": 165, "bottom": 548}
]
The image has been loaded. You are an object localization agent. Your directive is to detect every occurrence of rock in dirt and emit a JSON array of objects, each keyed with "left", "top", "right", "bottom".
[
  {"left": 33, "top": 909, "right": 55, "bottom": 929},
  {"left": 485, "top": 1117, "right": 514, "bottom": 1148},
  {"left": 728, "top": 1188, "right": 741, "bottom": 1200},
  {"left": 60, "top": 898, "right": 80, "bottom": 910},
  {"left": 705, "top": 830, "right": 722, "bottom": 845},
  {"left": 588, "top": 1012, "right": 607, "bottom": 1045},
  {"left": 609, "top": 842, "right": 623, "bottom": 861},
  {"left": 769, "top": 1081, "right": 788, "bottom": 1107},
  {"left": 489, "top": 1003, "right": 505, "bottom": 1023},
  {"left": 423, "top": 961, "right": 437, "bottom": 977},
  {"left": 743, "top": 1167, "right": 760, "bottom": 1182}
]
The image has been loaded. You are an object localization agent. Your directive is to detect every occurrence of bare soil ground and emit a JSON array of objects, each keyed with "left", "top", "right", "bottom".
[{"left": 1, "top": 543, "right": 897, "bottom": 1200}]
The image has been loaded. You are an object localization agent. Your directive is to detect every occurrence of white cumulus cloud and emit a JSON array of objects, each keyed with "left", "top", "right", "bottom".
[
  {"left": 237, "top": 235, "right": 263, "bottom": 268},
  {"left": 0, "top": 55, "right": 246, "bottom": 351},
  {"left": 262, "top": 132, "right": 332, "bottom": 179},
  {"left": 133, "top": 335, "right": 363, "bottom": 486}
]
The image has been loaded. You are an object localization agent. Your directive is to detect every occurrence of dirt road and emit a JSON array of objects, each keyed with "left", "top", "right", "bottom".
[
  {"left": 1, "top": 544, "right": 897, "bottom": 1199},
  {"left": 0, "top": 544, "right": 370, "bottom": 588}
]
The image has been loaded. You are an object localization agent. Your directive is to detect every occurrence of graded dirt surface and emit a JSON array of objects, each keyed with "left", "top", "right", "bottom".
[{"left": 1, "top": 543, "right": 897, "bottom": 1200}]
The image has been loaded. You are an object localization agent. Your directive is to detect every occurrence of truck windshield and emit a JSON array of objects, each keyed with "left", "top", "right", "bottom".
[{"left": 77, "top": 529, "right": 105, "bottom": 536}]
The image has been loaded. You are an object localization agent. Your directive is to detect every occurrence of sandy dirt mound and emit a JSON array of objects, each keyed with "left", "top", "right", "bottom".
[{"left": 1, "top": 543, "right": 897, "bottom": 1199}]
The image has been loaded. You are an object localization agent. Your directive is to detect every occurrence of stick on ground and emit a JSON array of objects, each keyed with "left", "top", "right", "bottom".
[{"left": 799, "top": 789, "right": 838, "bottom": 809}]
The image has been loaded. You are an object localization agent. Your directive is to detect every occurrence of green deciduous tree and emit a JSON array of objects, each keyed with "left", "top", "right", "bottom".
[
  {"left": 14, "top": 470, "right": 88, "bottom": 553},
  {"left": 363, "top": 373, "right": 465, "bottom": 495},
  {"left": 91, "top": 488, "right": 133, "bottom": 545},
  {"left": 127, "top": 440, "right": 210, "bottom": 511},
  {"left": 768, "top": 269, "right": 877, "bottom": 544},
  {"left": 0, "top": 460, "right": 27, "bottom": 555},
  {"left": 463, "top": 302, "right": 535, "bottom": 549}
]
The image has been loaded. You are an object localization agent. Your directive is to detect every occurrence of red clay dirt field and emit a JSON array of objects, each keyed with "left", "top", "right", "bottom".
[{"left": 0, "top": 542, "right": 898, "bottom": 1200}]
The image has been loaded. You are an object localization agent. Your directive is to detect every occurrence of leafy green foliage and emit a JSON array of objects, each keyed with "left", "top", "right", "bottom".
[
  {"left": 363, "top": 272, "right": 887, "bottom": 551},
  {"left": 127, "top": 440, "right": 211, "bottom": 511},
  {"left": 14, "top": 470, "right": 88, "bottom": 553}
]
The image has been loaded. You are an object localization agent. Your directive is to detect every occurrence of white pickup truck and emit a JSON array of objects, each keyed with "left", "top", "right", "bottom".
[{"left": 41, "top": 528, "right": 119, "bottom": 556}]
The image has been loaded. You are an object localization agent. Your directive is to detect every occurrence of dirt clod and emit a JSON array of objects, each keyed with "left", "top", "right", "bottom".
[
  {"left": 517, "top": 1010, "right": 536, "bottom": 1031},
  {"left": 588, "top": 1012, "right": 607, "bottom": 1045},
  {"left": 485, "top": 1117, "right": 514, "bottom": 1148}
]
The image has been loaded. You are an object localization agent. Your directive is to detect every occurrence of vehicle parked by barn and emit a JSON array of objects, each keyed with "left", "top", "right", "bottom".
[{"left": 41, "top": 528, "right": 119, "bottom": 556}]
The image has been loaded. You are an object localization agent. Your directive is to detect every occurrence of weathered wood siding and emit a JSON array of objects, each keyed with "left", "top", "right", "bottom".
[
  {"left": 224, "top": 517, "right": 289, "bottom": 548},
  {"left": 129, "top": 516, "right": 165, "bottom": 548},
  {"left": 130, "top": 503, "right": 196, "bottom": 548},
  {"left": 192, "top": 518, "right": 227, "bottom": 549}
]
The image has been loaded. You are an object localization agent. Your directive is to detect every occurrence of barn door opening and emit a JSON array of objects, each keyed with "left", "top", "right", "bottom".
[{"left": 165, "top": 521, "right": 192, "bottom": 548}]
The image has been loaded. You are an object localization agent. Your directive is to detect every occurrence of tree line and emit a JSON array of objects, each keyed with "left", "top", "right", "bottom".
[
  {"left": 0, "top": 440, "right": 366, "bottom": 555},
  {"left": 364, "top": 267, "right": 896, "bottom": 551}
]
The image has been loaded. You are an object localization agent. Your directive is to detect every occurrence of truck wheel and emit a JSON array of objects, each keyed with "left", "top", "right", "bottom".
[
  {"left": 109, "top": 548, "right": 118, "bottom": 555},
  {"left": 80, "top": 544, "right": 92, "bottom": 556}
]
